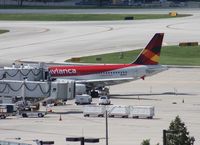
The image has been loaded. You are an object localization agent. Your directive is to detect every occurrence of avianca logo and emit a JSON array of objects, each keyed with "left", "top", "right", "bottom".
[{"left": 49, "top": 68, "right": 77, "bottom": 75}]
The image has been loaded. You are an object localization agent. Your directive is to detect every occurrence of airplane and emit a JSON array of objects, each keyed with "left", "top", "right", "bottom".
[{"left": 48, "top": 33, "right": 168, "bottom": 97}]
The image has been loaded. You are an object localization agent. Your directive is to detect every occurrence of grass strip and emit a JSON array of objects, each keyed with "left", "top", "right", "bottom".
[
  {"left": 0, "top": 14, "right": 190, "bottom": 21},
  {"left": 0, "top": 30, "right": 9, "bottom": 34},
  {"left": 66, "top": 45, "right": 200, "bottom": 66}
]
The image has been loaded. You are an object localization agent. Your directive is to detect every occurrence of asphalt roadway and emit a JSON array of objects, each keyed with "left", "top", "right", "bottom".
[{"left": 0, "top": 8, "right": 199, "bottom": 145}]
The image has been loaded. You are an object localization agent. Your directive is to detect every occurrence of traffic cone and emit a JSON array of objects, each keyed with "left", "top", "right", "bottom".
[{"left": 59, "top": 114, "right": 62, "bottom": 121}]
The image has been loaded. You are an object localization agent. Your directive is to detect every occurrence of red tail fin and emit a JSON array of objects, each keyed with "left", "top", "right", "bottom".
[{"left": 133, "top": 33, "right": 164, "bottom": 65}]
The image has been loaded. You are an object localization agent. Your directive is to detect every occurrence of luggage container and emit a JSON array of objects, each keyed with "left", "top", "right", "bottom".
[
  {"left": 83, "top": 105, "right": 106, "bottom": 117},
  {"left": 129, "top": 106, "right": 154, "bottom": 119},
  {"left": 108, "top": 105, "right": 129, "bottom": 118}
]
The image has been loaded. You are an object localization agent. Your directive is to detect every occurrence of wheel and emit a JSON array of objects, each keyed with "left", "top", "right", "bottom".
[
  {"left": 109, "top": 115, "right": 114, "bottom": 118},
  {"left": 84, "top": 114, "right": 89, "bottom": 117},
  {"left": 22, "top": 113, "right": 28, "bottom": 118},
  {"left": 91, "top": 91, "right": 99, "bottom": 98},
  {"left": 0, "top": 115, "right": 6, "bottom": 119},
  {"left": 122, "top": 115, "right": 128, "bottom": 118},
  {"left": 38, "top": 113, "right": 43, "bottom": 118},
  {"left": 147, "top": 116, "right": 153, "bottom": 119}
]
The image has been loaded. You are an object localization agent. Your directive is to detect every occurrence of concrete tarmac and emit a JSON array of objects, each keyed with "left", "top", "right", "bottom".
[
  {"left": 0, "top": 9, "right": 200, "bottom": 64},
  {"left": 0, "top": 68, "right": 200, "bottom": 145}
]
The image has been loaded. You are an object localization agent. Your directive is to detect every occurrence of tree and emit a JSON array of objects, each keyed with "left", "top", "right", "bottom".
[
  {"left": 166, "top": 116, "right": 195, "bottom": 145},
  {"left": 141, "top": 139, "right": 150, "bottom": 145}
]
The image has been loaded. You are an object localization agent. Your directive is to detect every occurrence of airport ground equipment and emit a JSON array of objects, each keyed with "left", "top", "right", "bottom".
[
  {"left": 0, "top": 140, "right": 31, "bottom": 145},
  {"left": 83, "top": 105, "right": 155, "bottom": 119},
  {"left": 83, "top": 105, "right": 106, "bottom": 117},
  {"left": 35, "top": 140, "right": 54, "bottom": 145},
  {"left": 21, "top": 111, "right": 46, "bottom": 118},
  {"left": 0, "top": 106, "right": 7, "bottom": 119},
  {"left": 108, "top": 105, "right": 129, "bottom": 118},
  {"left": 129, "top": 105, "right": 155, "bottom": 119},
  {"left": 98, "top": 96, "right": 111, "bottom": 105},
  {"left": 0, "top": 79, "right": 75, "bottom": 100},
  {"left": 0, "top": 104, "right": 17, "bottom": 119},
  {"left": 0, "top": 103, "right": 17, "bottom": 113},
  {"left": 75, "top": 94, "right": 92, "bottom": 105}
]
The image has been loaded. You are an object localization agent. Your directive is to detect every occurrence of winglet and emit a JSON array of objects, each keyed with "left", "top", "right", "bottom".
[{"left": 133, "top": 33, "right": 164, "bottom": 65}]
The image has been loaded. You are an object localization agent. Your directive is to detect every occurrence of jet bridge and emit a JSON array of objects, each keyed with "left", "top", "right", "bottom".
[
  {"left": 0, "top": 63, "right": 75, "bottom": 101},
  {"left": 0, "top": 79, "right": 75, "bottom": 100},
  {"left": 0, "top": 63, "right": 45, "bottom": 81}
]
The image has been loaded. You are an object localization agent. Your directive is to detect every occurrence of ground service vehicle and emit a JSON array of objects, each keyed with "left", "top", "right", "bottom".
[
  {"left": 75, "top": 94, "right": 92, "bottom": 105},
  {"left": 21, "top": 111, "right": 46, "bottom": 118},
  {"left": 0, "top": 106, "right": 7, "bottom": 119},
  {"left": 99, "top": 96, "right": 111, "bottom": 105}
]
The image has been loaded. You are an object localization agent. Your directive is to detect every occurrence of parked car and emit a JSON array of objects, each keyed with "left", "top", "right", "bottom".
[
  {"left": 75, "top": 94, "right": 92, "bottom": 105},
  {"left": 99, "top": 96, "right": 111, "bottom": 105}
]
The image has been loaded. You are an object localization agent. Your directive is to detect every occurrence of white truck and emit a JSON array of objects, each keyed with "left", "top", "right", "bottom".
[
  {"left": 75, "top": 94, "right": 92, "bottom": 105},
  {"left": 129, "top": 106, "right": 155, "bottom": 119}
]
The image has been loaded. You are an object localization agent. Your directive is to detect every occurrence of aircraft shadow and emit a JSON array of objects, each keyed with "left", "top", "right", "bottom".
[{"left": 110, "top": 92, "right": 193, "bottom": 100}]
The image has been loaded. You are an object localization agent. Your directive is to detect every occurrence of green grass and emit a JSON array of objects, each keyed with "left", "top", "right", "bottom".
[
  {"left": 0, "top": 14, "right": 190, "bottom": 21},
  {"left": 66, "top": 46, "right": 200, "bottom": 66},
  {"left": 0, "top": 30, "right": 9, "bottom": 34}
]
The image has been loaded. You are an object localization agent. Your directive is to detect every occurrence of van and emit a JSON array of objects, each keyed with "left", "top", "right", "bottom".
[{"left": 75, "top": 94, "right": 92, "bottom": 105}]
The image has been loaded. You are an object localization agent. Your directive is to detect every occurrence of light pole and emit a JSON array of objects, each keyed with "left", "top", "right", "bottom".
[{"left": 105, "top": 110, "right": 108, "bottom": 145}]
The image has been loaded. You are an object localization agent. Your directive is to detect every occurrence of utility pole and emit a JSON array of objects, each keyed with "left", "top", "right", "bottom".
[{"left": 105, "top": 110, "right": 108, "bottom": 145}]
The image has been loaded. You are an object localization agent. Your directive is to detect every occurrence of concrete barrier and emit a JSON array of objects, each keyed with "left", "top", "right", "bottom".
[{"left": 179, "top": 42, "right": 198, "bottom": 47}]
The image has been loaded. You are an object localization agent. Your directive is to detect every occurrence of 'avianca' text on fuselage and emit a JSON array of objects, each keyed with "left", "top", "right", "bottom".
[
  {"left": 49, "top": 64, "right": 137, "bottom": 77},
  {"left": 49, "top": 68, "right": 77, "bottom": 75}
]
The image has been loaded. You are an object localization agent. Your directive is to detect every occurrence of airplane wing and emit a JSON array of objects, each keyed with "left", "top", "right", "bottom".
[{"left": 76, "top": 77, "right": 137, "bottom": 87}]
